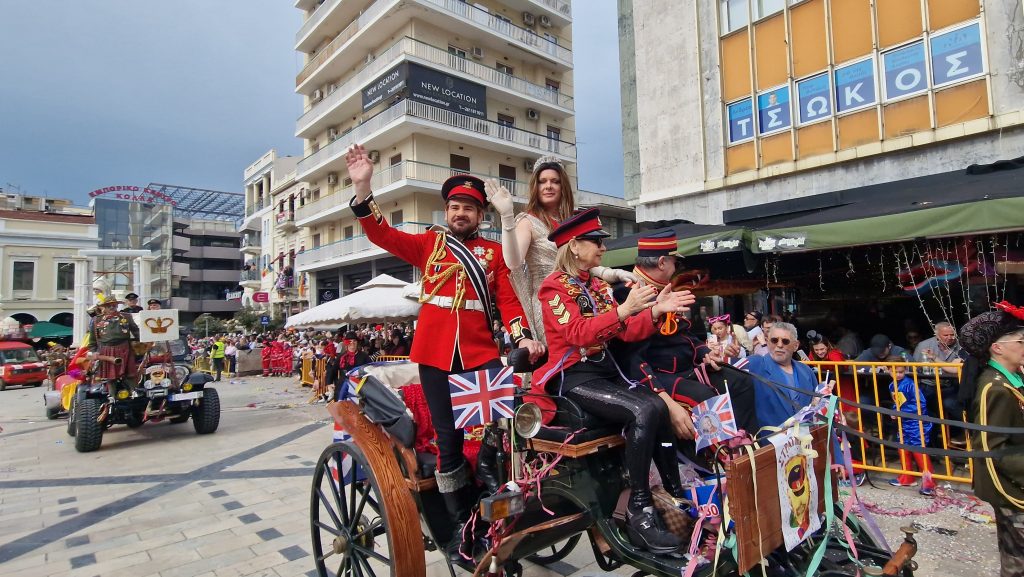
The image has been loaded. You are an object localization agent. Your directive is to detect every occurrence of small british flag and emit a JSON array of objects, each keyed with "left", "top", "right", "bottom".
[
  {"left": 449, "top": 366, "right": 516, "bottom": 429},
  {"left": 692, "top": 392, "right": 740, "bottom": 451}
]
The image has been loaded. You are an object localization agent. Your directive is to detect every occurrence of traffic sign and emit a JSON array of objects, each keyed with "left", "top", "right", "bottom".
[{"left": 260, "top": 315, "right": 270, "bottom": 326}]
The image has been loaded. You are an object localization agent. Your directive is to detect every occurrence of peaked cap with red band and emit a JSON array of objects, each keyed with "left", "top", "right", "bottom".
[
  {"left": 547, "top": 207, "right": 610, "bottom": 248},
  {"left": 441, "top": 174, "right": 488, "bottom": 207},
  {"left": 637, "top": 229, "right": 682, "bottom": 258}
]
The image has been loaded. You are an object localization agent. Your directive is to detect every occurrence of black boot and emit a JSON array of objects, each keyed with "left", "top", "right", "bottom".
[
  {"left": 653, "top": 441, "right": 687, "bottom": 502},
  {"left": 437, "top": 465, "right": 478, "bottom": 570},
  {"left": 476, "top": 425, "right": 502, "bottom": 495},
  {"left": 625, "top": 489, "right": 681, "bottom": 555}
]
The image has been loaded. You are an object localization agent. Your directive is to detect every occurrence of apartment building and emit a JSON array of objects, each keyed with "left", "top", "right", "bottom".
[
  {"left": 619, "top": 0, "right": 1024, "bottom": 225},
  {"left": 239, "top": 150, "right": 313, "bottom": 316},
  {"left": 0, "top": 190, "right": 98, "bottom": 326},
  {"left": 291, "top": 0, "right": 577, "bottom": 303}
]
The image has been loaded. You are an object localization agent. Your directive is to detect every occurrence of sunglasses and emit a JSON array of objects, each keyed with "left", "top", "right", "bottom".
[
  {"left": 578, "top": 238, "right": 604, "bottom": 247},
  {"left": 770, "top": 337, "right": 792, "bottom": 346}
]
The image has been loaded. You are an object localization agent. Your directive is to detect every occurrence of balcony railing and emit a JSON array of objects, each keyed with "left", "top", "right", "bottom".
[
  {"left": 421, "top": 0, "right": 571, "bottom": 65},
  {"left": 297, "top": 99, "right": 576, "bottom": 178},
  {"left": 245, "top": 199, "right": 266, "bottom": 216},
  {"left": 241, "top": 234, "right": 262, "bottom": 248},
  {"left": 529, "top": 0, "right": 571, "bottom": 17},
  {"left": 296, "top": 160, "right": 534, "bottom": 222},
  {"left": 296, "top": 0, "right": 342, "bottom": 45},
  {"left": 297, "top": 221, "right": 499, "bottom": 269},
  {"left": 276, "top": 211, "right": 296, "bottom": 226},
  {"left": 297, "top": 37, "right": 573, "bottom": 135},
  {"left": 296, "top": 0, "right": 393, "bottom": 86},
  {"left": 296, "top": 0, "right": 571, "bottom": 87},
  {"left": 240, "top": 269, "right": 261, "bottom": 282}
]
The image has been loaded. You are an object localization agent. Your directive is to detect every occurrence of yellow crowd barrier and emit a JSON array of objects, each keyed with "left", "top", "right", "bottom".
[
  {"left": 804, "top": 359, "right": 970, "bottom": 483},
  {"left": 374, "top": 355, "right": 410, "bottom": 362},
  {"left": 301, "top": 357, "right": 329, "bottom": 386},
  {"left": 193, "top": 356, "right": 213, "bottom": 375}
]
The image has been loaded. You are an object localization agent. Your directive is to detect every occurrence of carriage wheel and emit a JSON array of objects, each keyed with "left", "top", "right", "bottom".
[
  {"left": 525, "top": 534, "right": 582, "bottom": 565},
  {"left": 310, "top": 441, "right": 413, "bottom": 577}
]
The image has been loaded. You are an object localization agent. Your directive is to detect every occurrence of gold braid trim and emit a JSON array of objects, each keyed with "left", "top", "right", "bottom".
[
  {"left": 979, "top": 381, "right": 1024, "bottom": 509},
  {"left": 419, "top": 231, "right": 466, "bottom": 314}
]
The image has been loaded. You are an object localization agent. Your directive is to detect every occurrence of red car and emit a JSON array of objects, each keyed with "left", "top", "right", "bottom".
[{"left": 0, "top": 341, "right": 47, "bottom": 390}]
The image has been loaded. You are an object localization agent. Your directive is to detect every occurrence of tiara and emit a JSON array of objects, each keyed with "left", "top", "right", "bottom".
[{"left": 532, "top": 155, "right": 564, "bottom": 174}]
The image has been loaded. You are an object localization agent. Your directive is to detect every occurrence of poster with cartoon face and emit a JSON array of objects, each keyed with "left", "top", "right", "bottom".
[{"left": 768, "top": 426, "right": 821, "bottom": 550}]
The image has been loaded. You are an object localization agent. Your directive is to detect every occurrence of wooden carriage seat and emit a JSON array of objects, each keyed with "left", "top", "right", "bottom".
[{"left": 527, "top": 396, "right": 624, "bottom": 458}]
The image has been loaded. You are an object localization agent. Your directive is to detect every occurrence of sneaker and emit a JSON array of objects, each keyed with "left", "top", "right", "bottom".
[
  {"left": 626, "top": 506, "right": 682, "bottom": 555},
  {"left": 839, "top": 473, "right": 866, "bottom": 488},
  {"left": 919, "top": 487, "right": 936, "bottom": 497},
  {"left": 888, "top": 478, "right": 918, "bottom": 487}
]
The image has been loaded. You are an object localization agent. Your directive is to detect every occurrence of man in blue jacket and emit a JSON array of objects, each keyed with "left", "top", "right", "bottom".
[{"left": 745, "top": 322, "right": 817, "bottom": 428}]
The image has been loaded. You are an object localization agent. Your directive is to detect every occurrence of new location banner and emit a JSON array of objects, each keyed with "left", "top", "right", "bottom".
[
  {"left": 407, "top": 62, "right": 487, "bottom": 119},
  {"left": 362, "top": 63, "right": 407, "bottom": 112}
]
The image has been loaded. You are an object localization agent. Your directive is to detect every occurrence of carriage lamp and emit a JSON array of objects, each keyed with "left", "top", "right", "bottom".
[
  {"left": 480, "top": 488, "right": 524, "bottom": 522},
  {"left": 513, "top": 403, "right": 542, "bottom": 439}
]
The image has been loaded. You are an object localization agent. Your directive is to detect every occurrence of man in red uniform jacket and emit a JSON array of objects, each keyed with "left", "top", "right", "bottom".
[{"left": 346, "top": 144, "right": 544, "bottom": 565}]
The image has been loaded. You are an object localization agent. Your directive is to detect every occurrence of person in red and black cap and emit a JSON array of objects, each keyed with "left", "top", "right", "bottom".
[
  {"left": 345, "top": 144, "right": 544, "bottom": 567},
  {"left": 610, "top": 230, "right": 760, "bottom": 437},
  {"left": 533, "top": 209, "right": 697, "bottom": 555}
]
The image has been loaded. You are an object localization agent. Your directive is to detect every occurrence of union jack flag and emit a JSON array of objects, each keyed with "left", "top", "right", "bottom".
[
  {"left": 449, "top": 366, "right": 516, "bottom": 429},
  {"left": 692, "top": 392, "right": 740, "bottom": 451}
]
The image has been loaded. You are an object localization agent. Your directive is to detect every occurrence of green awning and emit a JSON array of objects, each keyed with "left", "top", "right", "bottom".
[
  {"left": 602, "top": 223, "right": 747, "bottom": 268},
  {"left": 28, "top": 321, "right": 73, "bottom": 338},
  {"left": 748, "top": 196, "right": 1024, "bottom": 253}
]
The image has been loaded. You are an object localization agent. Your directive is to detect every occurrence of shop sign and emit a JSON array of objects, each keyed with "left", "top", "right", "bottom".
[
  {"left": 225, "top": 291, "right": 242, "bottom": 301},
  {"left": 727, "top": 98, "right": 754, "bottom": 144},
  {"left": 699, "top": 238, "right": 744, "bottom": 253},
  {"left": 252, "top": 291, "right": 270, "bottom": 303},
  {"left": 318, "top": 288, "right": 338, "bottom": 305},
  {"left": 796, "top": 73, "right": 831, "bottom": 125},
  {"left": 88, "top": 185, "right": 177, "bottom": 206},
  {"left": 757, "top": 86, "right": 791, "bottom": 135},
  {"left": 882, "top": 41, "right": 928, "bottom": 101},
  {"left": 407, "top": 62, "right": 487, "bottom": 119},
  {"left": 362, "top": 63, "right": 407, "bottom": 112},
  {"left": 756, "top": 234, "right": 807, "bottom": 252},
  {"left": 834, "top": 58, "right": 877, "bottom": 113},
  {"left": 930, "top": 22, "right": 984, "bottom": 87}
]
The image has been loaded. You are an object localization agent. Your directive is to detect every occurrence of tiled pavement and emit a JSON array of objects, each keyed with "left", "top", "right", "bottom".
[
  {"left": 0, "top": 378, "right": 614, "bottom": 577},
  {"left": 0, "top": 375, "right": 998, "bottom": 576}
]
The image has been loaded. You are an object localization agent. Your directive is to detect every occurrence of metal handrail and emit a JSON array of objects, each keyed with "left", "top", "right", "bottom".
[
  {"left": 296, "top": 99, "right": 575, "bottom": 178},
  {"left": 297, "top": 36, "right": 573, "bottom": 133},
  {"left": 296, "top": 0, "right": 341, "bottom": 45},
  {"left": 296, "top": 0, "right": 392, "bottom": 86},
  {"left": 297, "top": 220, "right": 499, "bottom": 268},
  {"left": 295, "top": 160, "right": 534, "bottom": 222}
]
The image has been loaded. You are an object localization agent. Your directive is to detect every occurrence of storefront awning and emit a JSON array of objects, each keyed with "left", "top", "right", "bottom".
[
  {"left": 602, "top": 222, "right": 747, "bottom": 267},
  {"left": 726, "top": 157, "right": 1024, "bottom": 254}
]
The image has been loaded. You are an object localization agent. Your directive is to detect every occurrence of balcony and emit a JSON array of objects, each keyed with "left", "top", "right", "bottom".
[
  {"left": 296, "top": 36, "right": 573, "bottom": 138},
  {"left": 297, "top": 220, "right": 500, "bottom": 272},
  {"left": 240, "top": 199, "right": 269, "bottom": 232},
  {"left": 276, "top": 210, "right": 298, "bottom": 233},
  {"left": 296, "top": 160, "right": 535, "bottom": 227},
  {"left": 240, "top": 234, "right": 262, "bottom": 255},
  {"left": 525, "top": 0, "right": 571, "bottom": 21},
  {"left": 295, "top": 0, "right": 572, "bottom": 91},
  {"left": 297, "top": 99, "right": 576, "bottom": 182},
  {"left": 240, "top": 268, "right": 262, "bottom": 288}
]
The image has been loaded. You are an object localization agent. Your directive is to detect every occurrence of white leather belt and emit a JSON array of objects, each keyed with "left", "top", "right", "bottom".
[{"left": 425, "top": 296, "right": 485, "bottom": 312}]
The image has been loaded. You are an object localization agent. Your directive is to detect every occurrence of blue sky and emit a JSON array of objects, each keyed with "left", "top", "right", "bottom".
[{"left": 0, "top": 1, "right": 623, "bottom": 205}]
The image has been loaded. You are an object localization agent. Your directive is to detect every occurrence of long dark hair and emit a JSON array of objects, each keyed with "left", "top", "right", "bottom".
[{"left": 525, "top": 162, "right": 575, "bottom": 222}]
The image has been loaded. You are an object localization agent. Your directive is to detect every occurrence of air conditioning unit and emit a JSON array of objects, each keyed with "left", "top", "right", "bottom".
[
  {"left": 527, "top": 108, "right": 539, "bottom": 120},
  {"left": 522, "top": 11, "right": 535, "bottom": 26},
  {"left": 365, "top": 52, "right": 375, "bottom": 65},
  {"left": 328, "top": 127, "right": 339, "bottom": 140},
  {"left": 539, "top": 14, "right": 552, "bottom": 28},
  {"left": 523, "top": 159, "right": 534, "bottom": 171},
  {"left": 327, "top": 83, "right": 338, "bottom": 94},
  {"left": 312, "top": 89, "right": 323, "bottom": 102},
  {"left": 327, "top": 173, "right": 339, "bottom": 185},
  {"left": 368, "top": 150, "right": 380, "bottom": 163},
  {"left": 471, "top": 46, "right": 484, "bottom": 60}
]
